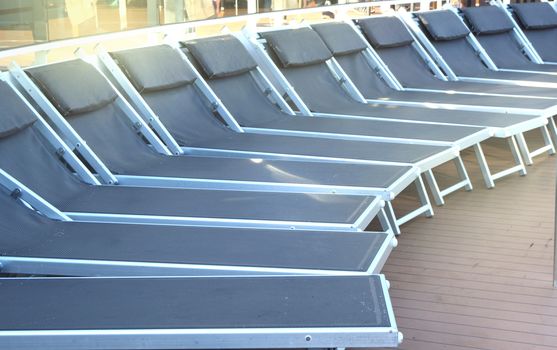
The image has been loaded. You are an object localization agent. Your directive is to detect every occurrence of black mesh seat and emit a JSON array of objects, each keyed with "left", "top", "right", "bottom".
[
  {"left": 0, "top": 274, "right": 399, "bottom": 349},
  {"left": 0, "top": 192, "right": 387, "bottom": 274}
]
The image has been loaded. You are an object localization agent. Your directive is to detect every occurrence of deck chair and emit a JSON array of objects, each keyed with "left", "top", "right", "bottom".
[
  {"left": 340, "top": 16, "right": 557, "bottom": 168},
  {"left": 380, "top": 11, "right": 557, "bottom": 98},
  {"left": 0, "top": 189, "right": 395, "bottom": 276},
  {"left": 249, "top": 28, "right": 491, "bottom": 151},
  {"left": 180, "top": 36, "right": 483, "bottom": 207},
  {"left": 9, "top": 59, "right": 434, "bottom": 232},
  {"left": 508, "top": 2, "right": 557, "bottom": 64},
  {"left": 240, "top": 27, "right": 510, "bottom": 198},
  {"left": 0, "top": 275, "right": 401, "bottom": 349},
  {"left": 462, "top": 5, "right": 557, "bottom": 74},
  {"left": 9, "top": 59, "right": 420, "bottom": 202},
  {"left": 99, "top": 44, "right": 460, "bottom": 228},
  {"left": 334, "top": 17, "right": 557, "bottom": 112},
  {"left": 0, "top": 83, "right": 385, "bottom": 232},
  {"left": 412, "top": 9, "right": 557, "bottom": 87}
]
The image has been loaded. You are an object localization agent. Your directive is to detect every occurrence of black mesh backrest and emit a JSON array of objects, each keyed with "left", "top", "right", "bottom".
[
  {"left": 0, "top": 81, "right": 85, "bottom": 203},
  {"left": 0, "top": 82, "right": 37, "bottom": 138},
  {"left": 358, "top": 17, "right": 415, "bottom": 49},
  {"left": 417, "top": 10, "right": 470, "bottom": 41},
  {"left": 206, "top": 72, "right": 292, "bottom": 126},
  {"left": 311, "top": 22, "right": 368, "bottom": 55},
  {"left": 184, "top": 35, "right": 258, "bottom": 78},
  {"left": 111, "top": 45, "right": 197, "bottom": 93},
  {"left": 27, "top": 59, "right": 117, "bottom": 117},
  {"left": 334, "top": 51, "right": 393, "bottom": 97},
  {"left": 141, "top": 84, "right": 231, "bottom": 146},
  {"left": 111, "top": 44, "right": 231, "bottom": 146},
  {"left": 512, "top": 2, "right": 557, "bottom": 30},
  {"left": 463, "top": 6, "right": 514, "bottom": 35},
  {"left": 0, "top": 127, "right": 86, "bottom": 204},
  {"left": 28, "top": 60, "right": 162, "bottom": 174},
  {"left": 261, "top": 28, "right": 333, "bottom": 67}
]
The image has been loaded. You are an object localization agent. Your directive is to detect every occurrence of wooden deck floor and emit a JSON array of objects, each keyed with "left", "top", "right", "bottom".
[{"left": 380, "top": 131, "right": 557, "bottom": 350}]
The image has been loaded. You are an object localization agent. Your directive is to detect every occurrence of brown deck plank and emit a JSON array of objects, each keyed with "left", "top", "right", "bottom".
[{"left": 375, "top": 135, "right": 557, "bottom": 350}]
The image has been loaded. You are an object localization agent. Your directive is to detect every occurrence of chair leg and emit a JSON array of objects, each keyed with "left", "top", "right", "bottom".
[
  {"left": 541, "top": 125, "right": 556, "bottom": 155},
  {"left": 508, "top": 135, "right": 527, "bottom": 176},
  {"left": 423, "top": 169, "right": 445, "bottom": 206},
  {"left": 415, "top": 175, "right": 434, "bottom": 218},
  {"left": 473, "top": 143, "right": 495, "bottom": 189},
  {"left": 548, "top": 116, "right": 557, "bottom": 146},
  {"left": 453, "top": 155, "right": 473, "bottom": 191},
  {"left": 515, "top": 132, "right": 533, "bottom": 165},
  {"left": 377, "top": 207, "right": 396, "bottom": 235},
  {"left": 384, "top": 201, "right": 401, "bottom": 235}
]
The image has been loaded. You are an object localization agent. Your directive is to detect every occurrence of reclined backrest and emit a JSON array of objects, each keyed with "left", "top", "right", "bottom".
[
  {"left": 462, "top": 6, "right": 514, "bottom": 36},
  {"left": 27, "top": 59, "right": 163, "bottom": 174},
  {"left": 0, "top": 81, "right": 85, "bottom": 203},
  {"left": 416, "top": 10, "right": 489, "bottom": 76},
  {"left": 511, "top": 3, "right": 557, "bottom": 62},
  {"left": 311, "top": 21, "right": 393, "bottom": 97},
  {"left": 110, "top": 45, "right": 231, "bottom": 146},
  {"left": 260, "top": 28, "right": 356, "bottom": 111},
  {"left": 355, "top": 16, "right": 440, "bottom": 88},
  {"left": 512, "top": 2, "right": 557, "bottom": 30},
  {"left": 462, "top": 6, "right": 530, "bottom": 68},
  {"left": 417, "top": 10, "right": 470, "bottom": 42},
  {"left": 183, "top": 35, "right": 293, "bottom": 125}
]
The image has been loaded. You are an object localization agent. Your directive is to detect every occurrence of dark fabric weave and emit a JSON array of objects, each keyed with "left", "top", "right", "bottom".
[
  {"left": 261, "top": 28, "right": 333, "bottom": 67},
  {"left": 184, "top": 35, "right": 257, "bottom": 78},
  {"left": 0, "top": 193, "right": 384, "bottom": 272},
  {"left": 27, "top": 60, "right": 117, "bottom": 117},
  {"left": 0, "top": 276, "right": 390, "bottom": 330},
  {"left": 311, "top": 22, "right": 368, "bottom": 55},
  {"left": 418, "top": 10, "right": 470, "bottom": 41},
  {"left": 358, "top": 17, "right": 414, "bottom": 48},
  {"left": 0, "top": 82, "right": 37, "bottom": 138},
  {"left": 512, "top": 3, "right": 557, "bottom": 30},
  {"left": 111, "top": 45, "right": 196, "bottom": 93},
  {"left": 463, "top": 6, "right": 514, "bottom": 35}
]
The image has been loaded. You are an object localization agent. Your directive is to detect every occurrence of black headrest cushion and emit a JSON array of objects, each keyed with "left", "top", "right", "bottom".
[
  {"left": 111, "top": 45, "right": 196, "bottom": 93},
  {"left": 261, "top": 28, "right": 333, "bottom": 68},
  {"left": 184, "top": 35, "right": 257, "bottom": 79},
  {"left": 27, "top": 60, "right": 117, "bottom": 117},
  {"left": 0, "top": 82, "right": 37, "bottom": 138},
  {"left": 358, "top": 17, "right": 415, "bottom": 49},
  {"left": 463, "top": 6, "right": 514, "bottom": 35},
  {"left": 512, "top": 3, "right": 557, "bottom": 30},
  {"left": 311, "top": 22, "right": 368, "bottom": 56},
  {"left": 417, "top": 10, "right": 470, "bottom": 41}
]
